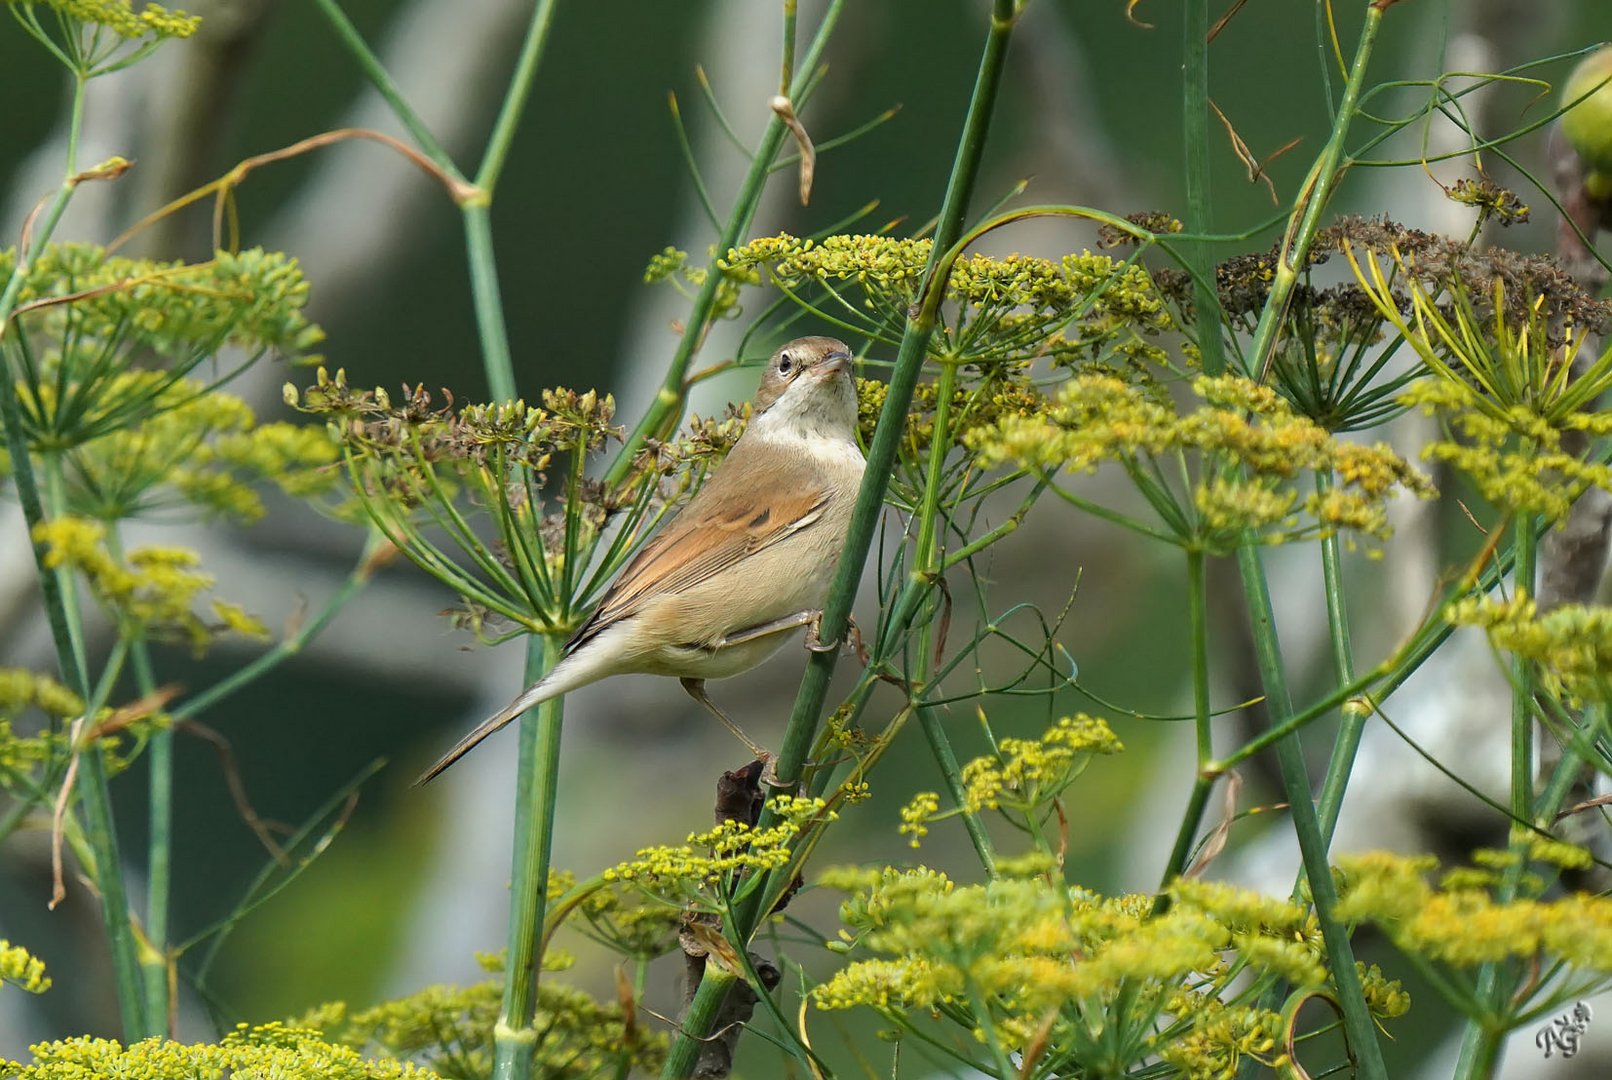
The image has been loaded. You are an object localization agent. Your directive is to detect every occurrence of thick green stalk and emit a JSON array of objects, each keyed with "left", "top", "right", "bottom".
[
  {"left": 1235, "top": 542, "right": 1386, "bottom": 1077},
  {"left": 68, "top": 714, "right": 149, "bottom": 1037},
  {"left": 1159, "top": 547, "right": 1214, "bottom": 888},
  {"left": 491, "top": 634, "right": 566, "bottom": 1080},
  {"left": 1314, "top": 472, "right": 1364, "bottom": 843},
  {"left": 660, "top": 4, "right": 1020, "bottom": 1077},
  {"left": 463, "top": 204, "right": 518, "bottom": 402},
  {"left": 769, "top": 0, "right": 1017, "bottom": 802},
  {"left": 1181, "top": 0, "right": 1224, "bottom": 376},
  {"left": 604, "top": 0, "right": 846, "bottom": 486},
  {"left": 1244, "top": 2, "right": 1388, "bottom": 373}
]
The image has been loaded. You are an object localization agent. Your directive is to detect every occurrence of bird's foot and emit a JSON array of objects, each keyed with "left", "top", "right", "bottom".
[
  {"left": 804, "top": 610, "right": 837, "bottom": 653},
  {"left": 805, "top": 612, "right": 868, "bottom": 664}
]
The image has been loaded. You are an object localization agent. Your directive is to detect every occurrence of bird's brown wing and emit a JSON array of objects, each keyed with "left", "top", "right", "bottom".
[{"left": 567, "top": 453, "right": 831, "bottom": 652}]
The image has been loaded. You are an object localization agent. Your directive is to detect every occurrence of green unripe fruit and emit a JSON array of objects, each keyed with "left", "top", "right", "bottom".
[{"left": 1562, "top": 46, "right": 1612, "bottom": 198}]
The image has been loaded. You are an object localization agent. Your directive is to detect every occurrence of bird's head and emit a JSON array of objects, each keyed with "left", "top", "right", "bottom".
[{"left": 750, "top": 336, "right": 858, "bottom": 441}]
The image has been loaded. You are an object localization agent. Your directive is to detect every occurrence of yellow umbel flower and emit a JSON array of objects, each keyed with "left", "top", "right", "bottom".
[
  {"left": 971, "top": 372, "right": 1434, "bottom": 551},
  {"left": 30, "top": 516, "right": 267, "bottom": 653},
  {"left": 0, "top": 940, "right": 50, "bottom": 994}
]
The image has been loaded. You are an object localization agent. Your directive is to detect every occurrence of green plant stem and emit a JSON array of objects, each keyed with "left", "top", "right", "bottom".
[
  {"left": 45, "top": 456, "right": 153, "bottom": 1039},
  {"left": 463, "top": 204, "right": 518, "bottom": 402},
  {"left": 1507, "top": 518, "right": 1538, "bottom": 823},
  {"left": 605, "top": 0, "right": 846, "bottom": 487},
  {"left": 0, "top": 81, "right": 148, "bottom": 1038},
  {"left": 1454, "top": 515, "right": 1539, "bottom": 1080},
  {"left": 70, "top": 706, "right": 150, "bottom": 1036},
  {"left": 491, "top": 633, "right": 566, "bottom": 1080},
  {"left": 1159, "top": 547, "right": 1214, "bottom": 889},
  {"left": 305, "top": 0, "right": 461, "bottom": 175},
  {"left": 1214, "top": 523, "right": 1531, "bottom": 776},
  {"left": 474, "top": 0, "right": 559, "bottom": 195},
  {"left": 660, "top": 4, "right": 1019, "bottom": 1077},
  {"left": 911, "top": 360, "right": 995, "bottom": 873},
  {"left": 1234, "top": 542, "right": 1386, "bottom": 1078},
  {"left": 169, "top": 533, "right": 385, "bottom": 724},
  {"left": 1244, "top": 1, "right": 1388, "bottom": 373},
  {"left": 1314, "top": 473, "right": 1364, "bottom": 844},
  {"left": 98, "top": 526, "right": 171, "bottom": 1035},
  {"left": 1181, "top": 0, "right": 1224, "bottom": 376},
  {"left": 139, "top": 637, "right": 172, "bottom": 1034}
]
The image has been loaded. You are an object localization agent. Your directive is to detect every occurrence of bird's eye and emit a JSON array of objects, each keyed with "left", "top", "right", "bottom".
[{"left": 777, "top": 352, "right": 794, "bottom": 375}]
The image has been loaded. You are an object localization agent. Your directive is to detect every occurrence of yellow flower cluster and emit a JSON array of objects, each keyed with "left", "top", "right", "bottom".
[
  {"left": 971, "top": 372, "right": 1435, "bottom": 550},
  {"left": 15, "top": 0, "right": 200, "bottom": 40},
  {"left": 31, "top": 516, "right": 267, "bottom": 651},
  {"left": 0, "top": 940, "right": 50, "bottom": 994},
  {"left": 900, "top": 715, "right": 1122, "bottom": 845},
  {"left": 30, "top": 376, "right": 341, "bottom": 522},
  {"left": 1402, "top": 379, "right": 1612, "bottom": 521},
  {"left": 855, "top": 366, "right": 1047, "bottom": 468},
  {"left": 1, "top": 1023, "right": 435, "bottom": 1080},
  {"left": 1335, "top": 849, "right": 1612, "bottom": 969},
  {"left": 0, "top": 670, "right": 79, "bottom": 774},
  {"left": 1447, "top": 591, "right": 1612, "bottom": 703},
  {"left": 2, "top": 245, "right": 320, "bottom": 362},
  {"left": 814, "top": 867, "right": 1401, "bottom": 1078},
  {"left": 298, "top": 968, "right": 665, "bottom": 1080},
  {"left": 722, "top": 233, "right": 1173, "bottom": 364},
  {"left": 0, "top": 669, "right": 83, "bottom": 722},
  {"left": 601, "top": 795, "right": 834, "bottom": 902},
  {"left": 962, "top": 713, "right": 1123, "bottom": 813}
]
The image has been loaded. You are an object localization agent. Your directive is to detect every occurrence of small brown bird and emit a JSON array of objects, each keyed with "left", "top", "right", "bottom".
[{"left": 418, "top": 336, "right": 864, "bottom": 784}]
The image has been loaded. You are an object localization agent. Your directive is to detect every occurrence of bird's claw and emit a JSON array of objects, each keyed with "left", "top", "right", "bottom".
[{"left": 805, "top": 611, "right": 838, "bottom": 653}]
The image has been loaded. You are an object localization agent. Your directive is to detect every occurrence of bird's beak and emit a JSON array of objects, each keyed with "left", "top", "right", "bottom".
[{"left": 818, "top": 352, "right": 853, "bottom": 377}]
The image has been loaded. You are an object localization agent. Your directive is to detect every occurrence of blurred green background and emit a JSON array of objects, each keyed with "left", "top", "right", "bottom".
[{"left": 0, "top": 1, "right": 1607, "bottom": 1075}]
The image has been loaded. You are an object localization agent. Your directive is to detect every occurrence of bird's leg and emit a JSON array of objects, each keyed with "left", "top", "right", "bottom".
[
  {"left": 712, "top": 609, "right": 819, "bottom": 649},
  {"left": 680, "top": 677, "right": 786, "bottom": 787}
]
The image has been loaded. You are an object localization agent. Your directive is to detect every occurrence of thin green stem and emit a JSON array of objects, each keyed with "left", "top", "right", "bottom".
[
  {"left": 491, "top": 633, "right": 566, "bottom": 1080},
  {"left": 605, "top": 0, "right": 847, "bottom": 488},
  {"left": 1158, "top": 547, "right": 1214, "bottom": 891},
  {"left": 1314, "top": 473, "right": 1363, "bottom": 844},
  {"left": 912, "top": 361, "right": 995, "bottom": 873},
  {"left": 140, "top": 637, "right": 172, "bottom": 1034},
  {"left": 778, "top": 0, "right": 797, "bottom": 97},
  {"left": 660, "top": 3, "right": 1019, "bottom": 1075},
  {"left": 1245, "top": 2, "right": 1389, "bottom": 374},
  {"left": 102, "top": 525, "right": 171, "bottom": 1035},
  {"left": 170, "top": 533, "right": 384, "bottom": 724},
  {"left": 1508, "top": 518, "right": 1538, "bottom": 823},
  {"left": 474, "top": 0, "right": 559, "bottom": 196},
  {"left": 1234, "top": 541, "right": 1386, "bottom": 1078},
  {"left": 305, "top": 0, "right": 462, "bottom": 176},
  {"left": 1454, "top": 515, "right": 1539, "bottom": 1080},
  {"left": 1181, "top": 0, "right": 1224, "bottom": 376}
]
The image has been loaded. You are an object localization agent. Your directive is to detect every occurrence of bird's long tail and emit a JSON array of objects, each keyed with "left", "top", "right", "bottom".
[{"left": 415, "top": 677, "right": 563, "bottom": 786}]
